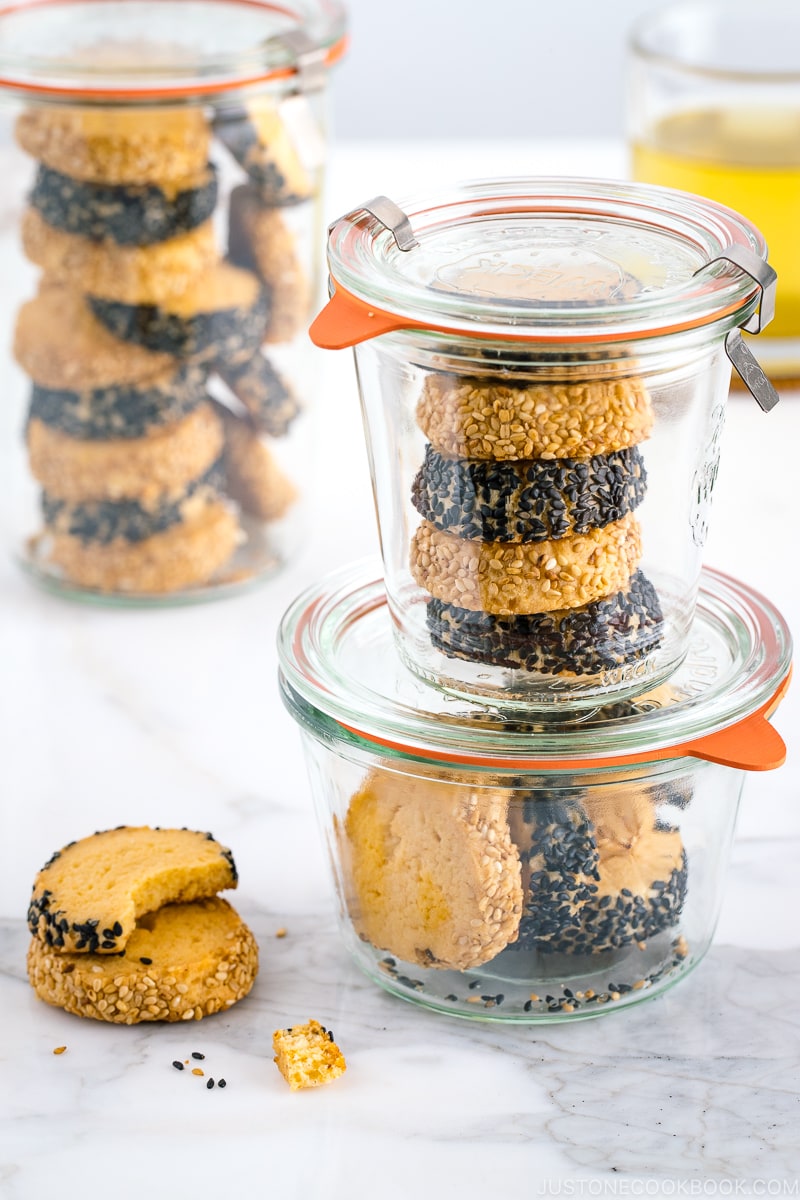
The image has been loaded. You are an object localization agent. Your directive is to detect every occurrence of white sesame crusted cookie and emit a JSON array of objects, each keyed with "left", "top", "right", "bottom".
[
  {"left": 409, "top": 512, "right": 642, "bottom": 616},
  {"left": 343, "top": 768, "right": 522, "bottom": 971},
  {"left": 220, "top": 409, "right": 297, "bottom": 521},
  {"left": 228, "top": 185, "right": 311, "bottom": 343},
  {"left": 416, "top": 373, "right": 654, "bottom": 461},
  {"left": 28, "top": 826, "right": 238, "bottom": 954},
  {"left": 27, "top": 898, "right": 258, "bottom": 1023}
]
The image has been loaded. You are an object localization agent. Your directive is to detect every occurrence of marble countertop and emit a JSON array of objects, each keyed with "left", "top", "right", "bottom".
[{"left": 2, "top": 140, "right": 799, "bottom": 1197}]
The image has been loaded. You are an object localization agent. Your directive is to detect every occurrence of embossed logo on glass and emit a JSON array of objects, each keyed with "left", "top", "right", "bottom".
[{"left": 690, "top": 404, "right": 725, "bottom": 548}]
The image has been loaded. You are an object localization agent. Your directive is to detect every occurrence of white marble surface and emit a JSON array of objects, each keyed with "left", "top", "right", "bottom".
[{"left": 1, "top": 140, "right": 799, "bottom": 1197}]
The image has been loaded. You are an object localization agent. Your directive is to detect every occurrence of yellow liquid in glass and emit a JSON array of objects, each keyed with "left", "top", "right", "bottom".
[{"left": 632, "top": 107, "right": 800, "bottom": 340}]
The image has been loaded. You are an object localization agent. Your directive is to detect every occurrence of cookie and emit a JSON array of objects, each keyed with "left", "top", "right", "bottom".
[
  {"left": 28, "top": 361, "right": 208, "bottom": 441},
  {"left": 214, "top": 99, "right": 312, "bottom": 204},
  {"left": 42, "top": 458, "right": 224, "bottom": 545},
  {"left": 27, "top": 826, "right": 238, "bottom": 953},
  {"left": 426, "top": 570, "right": 664, "bottom": 675},
  {"left": 27, "top": 402, "right": 223, "bottom": 505},
  {"left": 228, "top": 185, "right": 311, "bottom": 342},
  {"left": 89, "top": 263, "right": 269, "bottom": 363},
  {"left": 409, "top": 512, "right": 642, "bottom": 616},
  {"left": 16, "top": 105, "right": 211, "bottom": 185},
  {"left": 509, "top": 790, "right": 687, "bottom": 955},
  {"left": 216, "top": 353, "right": 300, "bottom": 437},
  {"left": 220, "top": 409, "right": 297, "bottom": 521},
  {"left": 343, "top": 768, "right": 522, "bottom": 970},
  {"left": 272, "top": 1020, "right": 346, "bottom": 1091},
  {"left": 412, "top": 444, "right": 647, "bottom": 543},
  {"left": 27, "top": 897, "right": 258, "bottom": 1023},
  {"left": 22, "top": 208, "right": 217, "bottom": 305},
  {"left": 45, "top": 499, "right": 240, "bottom": 594},
  {"left": 30, "top": 163, "right": 219, "bottom": 246},
  {"left": 14, "top": 283, "right": 175, "bottom": 392},
  {"left": 416, "top": 373, "right": 654, "bottom": 461}
]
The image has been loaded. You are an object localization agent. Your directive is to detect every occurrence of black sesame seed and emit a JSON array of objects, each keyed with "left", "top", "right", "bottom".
[
  {"left": 191, "top": 1052, "right": 205, "bottom": 1061},
  {"left": 218, "top": 1079, "right": 227, "bottom": 1088},
  {"left": 172, "top": 1061, "right": 184, "bottom": 1071},
  {"left": 207, "top": 1078, "right": 215, "bottom": 1089},
  {"left": 139, "top": 957, "right": 153, "bottom": 965}
]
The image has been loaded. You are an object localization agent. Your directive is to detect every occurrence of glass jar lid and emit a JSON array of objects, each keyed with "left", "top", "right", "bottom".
[
  {"left": 0, "top": 0, "right": 347, "bottom": 99},
  {"left": 312, "top": 178, "right": 769, "bottom": 347},
  {"left": 278, "top": 561, "right": 791, "bottom": 772}
]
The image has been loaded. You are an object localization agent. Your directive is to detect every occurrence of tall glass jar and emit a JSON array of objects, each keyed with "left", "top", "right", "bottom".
[
  {"left": 0, "top": 0, "right": 346, "bottom": 601},
  {"left": 312, "top": 180, "right": 779, "bottom": 706}
]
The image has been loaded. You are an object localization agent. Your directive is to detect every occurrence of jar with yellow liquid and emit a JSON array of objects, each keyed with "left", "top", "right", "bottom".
[{"left": 629, "top": 0, "right": 800, "bottom": 379}]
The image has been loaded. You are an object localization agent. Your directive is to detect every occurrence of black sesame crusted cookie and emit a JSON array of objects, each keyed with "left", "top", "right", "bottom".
[
  {"left": 29, "top": 163, "right": 219, "bottom": 246},
  {"left": 27, "top": 897, "right": 258, "bottom": 1023},
  {"left": 214, "top": 100, "right": 312, "bottom": 204},
  {"left": 426, "top": 570, "right": 664, "bottom": 676},
  {"left": 27, "top": 826, "right": 238, "bottom": 954},
  {"left": 89, "top": 262, "right": 269, "bottom": 363},
  {"left": 28, "top": 360, "right": 209, "bottom": 441},
  {"left": 412, "top": 444, "right": 647, "bottom": 543},
  {"left": 216, "top": 352, "right": 300, "bottom": 438}
]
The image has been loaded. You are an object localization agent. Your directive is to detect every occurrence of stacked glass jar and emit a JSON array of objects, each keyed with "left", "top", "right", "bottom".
[
  {"left": 0, "top": 0, "right": 346, "bottom": 600},
  {"left": 277, "top": 180, "right": 792, "bottom": 1022}
]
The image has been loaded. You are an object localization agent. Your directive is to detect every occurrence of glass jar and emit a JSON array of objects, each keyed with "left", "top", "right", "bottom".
[
  {"left": 278, "top": 560, "right": 791, "bottom": 1023},
  {"left": 628, "top": 0, "right": 800, "bottom": 380},
  {"left": 311, "top": 180, "right": 779, "bottom": 706},
  {"left": 0, "top": 0, "right": 346, "bottom": 602}
]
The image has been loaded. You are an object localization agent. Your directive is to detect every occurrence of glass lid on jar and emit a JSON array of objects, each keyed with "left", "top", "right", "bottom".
[
  {"left": 278, "top": 560, "right": 792, "bottom": 771},
  {"left": 0, "top": 0, "right": 347, "bottom": 97},
  {"left": 317, "top": 178, "right": 769, "bottom": 344}
]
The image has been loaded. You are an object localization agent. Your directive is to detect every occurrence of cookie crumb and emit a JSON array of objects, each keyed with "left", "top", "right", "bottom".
[
  {"left": 272, "top": 1019, "right": 346, "bottom": 1091},
  {"left": 275, "top": 927, "right": 287, "bottom": 938},
  {"left": 52, "top": 1045, "right": 67, "bottom": 1055}
]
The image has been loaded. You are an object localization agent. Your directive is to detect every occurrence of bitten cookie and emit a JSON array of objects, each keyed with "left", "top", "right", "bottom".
[
  {"left": 412, "top": 444, "right": 647, "bottom": 543},
  {"left": 343, "top": 768, "right": 522, "bottom": 970},
  {"left": 30, "top": 163, "right": 218, "bottom": 246},
  {"left": 45, "top": 500, "right": 241, "bottom": 594},
  {"left": 427, "top": 570, "right": 664, "bottom": 676},
  {"left": 216, "top": 353, "right": 300, "bottom": 437},
  {"left": 27, "top": 897, "right": 258, "bottom": 1023},
  {"left": 416, "top": 373, "right": 654, "bottom": 461},
  {"left": 220, "top": 409, "right": 297, "bottom": 521},
  {"left": 16, "top": 105, "right": 211, "bottom": 185},
  {"left": 14, "top": 283, "right": 175, "bottom": 392},
  {"left": 272, "top": 1020, "right": 347, "bottom": 1090},
  {"left": 410, "top": 512, "right": 642, "bottom": 616},
  {"left": 22, "top": 208, "right": 217, "bottom": 305},
  {"left": 27, "top": 402, "right": 223, "bottom": 505},
  {"left": 27, "top": 826, "right": 238, "bottom": 954},
  {"left": 90, "top": 262, "right": 269, "bottom": 363},
  {"left": 214, "top": 99, "right": 312, "bottom": 203},
  {"left": 228, "top": 185, "right": 310, "bottom": 342}
]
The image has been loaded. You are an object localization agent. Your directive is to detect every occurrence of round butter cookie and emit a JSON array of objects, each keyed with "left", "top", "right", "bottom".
[
  {"left": 27, "top": 826, "right": 238, "bottom": 954},
  {"left": 27, "top": 402, "right": 223, "bottom": 506},
  {"left": 416, "top": 372, "right": 654, "bottom": 461},
  {"left": 216, "top": 352, "right": 300, "bottom": 438},
  {"left": 14, "top": 283, "right": 175, "bottom": 392},
  {"left": 16, "top": 105, "right": 211, "bottom": 185},
  {"left": 412, "top": 444, "right": 647, "bottom": 543},
  {"left": 27, "top": 897, "right": 258, "bottom": 1023},
  {"left": 214, "top": 100, "right": 312, "bottom": 204},
  {"left": 89, "top": 262, "right": 269, "bottom": 363},
  {"left": 22, "top": 208, "right": 217, "bottom": 305},
  {"left": 343, "top": 768, "right": 522, "bottom": 970},
  {"left": 410, "top": 512, "right": 642, "bottom": 616},
  {"left": 220, "top": 410, "right": 297, "bottom": 521},
  {"left": 30, "top": 163, "right": 218, "bottom": 246},
  {"left": 46, "top": 499, "right": 240, "bottom": 594},
  {"left": 228, "top": 184, "right": 310, "bottom": 343}
]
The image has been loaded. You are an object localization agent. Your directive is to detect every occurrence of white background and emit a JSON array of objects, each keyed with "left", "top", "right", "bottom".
[{"left": 329, "top": 0, "right": 665, "bottom": 141}]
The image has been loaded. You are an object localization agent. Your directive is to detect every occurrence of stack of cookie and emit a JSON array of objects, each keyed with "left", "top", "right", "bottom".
[
  {"left": 14, "top": 101, "right": 306, "bottom": 596},
  {"left": 26, "top": 826, "right": 258, "bottom": 1024},
  {"left": 409, "top": 370, "right": 665, "bottom": 677}
]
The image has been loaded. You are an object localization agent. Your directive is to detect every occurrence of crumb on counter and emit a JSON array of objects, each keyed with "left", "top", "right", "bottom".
[{"left": 272, "top": 1019, "right": 346, "bottom": 1091}]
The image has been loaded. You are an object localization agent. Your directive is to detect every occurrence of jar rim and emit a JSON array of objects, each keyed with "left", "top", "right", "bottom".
[
  {"left": 0, "top": 0, "right": 346, "bottom": 100},
  {"left": 278, "top": 560, "right": 792, "bottom": 772},
  {"left": 317, "top": 178, "right": 766, "bottom": 347}
]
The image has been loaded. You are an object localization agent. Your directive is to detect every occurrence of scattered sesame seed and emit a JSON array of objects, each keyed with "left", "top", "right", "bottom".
[
  {"left": 191, "top": 1052, "right": 205, "bottom": 1060},
  {"left": 52, "top": 1046, "right": 67, "bottom": 1055},
  {"left": 207, "top": 1078, "right": 215, "bottom": 1089},
  {"left": 172, "top": 1061, "right": 184, "bottom": 1071},
  {"left": 218, "top": 1079, "right": 227, "bottom": 1088},
  {"left": 192, "top": 1068, "right": 204, "bottom": 1077},
  {"left": 275, "top": 928, "right": 287, "bottom": 938}
]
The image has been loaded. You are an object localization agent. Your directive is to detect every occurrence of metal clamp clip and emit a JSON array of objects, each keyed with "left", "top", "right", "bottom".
[
  {"left": 329, "top": 196, "right": 419, "bottom": 252},
  {"left": 273, "top": 29, "right": 329, "bottom": 91},
  {"left": 695, "top": 247, "right": 779, "bottom": 412}
]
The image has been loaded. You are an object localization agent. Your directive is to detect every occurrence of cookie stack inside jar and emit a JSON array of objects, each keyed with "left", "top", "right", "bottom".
[{"left": 5, "top": 8, "right": 344, "bottom": 599}]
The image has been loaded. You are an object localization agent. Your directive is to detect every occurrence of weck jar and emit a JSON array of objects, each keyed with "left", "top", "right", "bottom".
[
  {"left": 278, "top": 560, "right": 792, "bottom": 1023},
  {"left": 0, "top": 0, "right": 346, "bottom": 601},
  {"left": 311, "top": 180, "right": 779, "bottom": 705}
]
